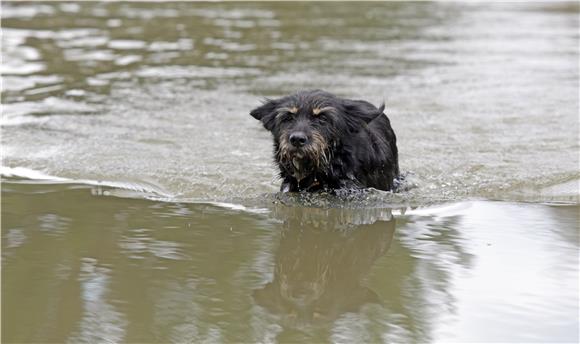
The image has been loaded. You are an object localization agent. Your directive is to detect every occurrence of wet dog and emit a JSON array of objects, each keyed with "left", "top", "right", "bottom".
[{"left": 250, "top": 90, "right": 399, "bottom": 192}]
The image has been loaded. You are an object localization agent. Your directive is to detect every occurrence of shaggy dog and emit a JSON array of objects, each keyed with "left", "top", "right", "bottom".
[{"left": 250, "top": 90, "right": 399, "bottom": 193}]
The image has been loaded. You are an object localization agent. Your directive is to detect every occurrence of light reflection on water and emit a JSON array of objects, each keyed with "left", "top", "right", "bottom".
[{"left": 2, "top": 183, "right": 579, "bottom": 342}]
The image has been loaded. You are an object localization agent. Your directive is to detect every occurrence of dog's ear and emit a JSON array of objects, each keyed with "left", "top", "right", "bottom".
[
  {"left": 342, "top": 99, "right": 385, "bottom": 125},
  {"left": 250, "top": 98, "right": 279, "bottom": 131}
]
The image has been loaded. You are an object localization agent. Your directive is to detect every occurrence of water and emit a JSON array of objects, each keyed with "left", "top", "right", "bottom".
[
  {"left": 1, "top": 2, "right": 579, "bottom": 343},
  {"left": 2, "top": 183, "right": 578, "bottom": 343}
]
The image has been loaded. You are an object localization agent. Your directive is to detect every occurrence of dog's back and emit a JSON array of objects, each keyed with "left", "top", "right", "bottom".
[
  {"left": 354, "top": 110, "right": 399, "bottom": 190},
  {"left": 329, "top": 100, "right": 399, "bottom": 191}
]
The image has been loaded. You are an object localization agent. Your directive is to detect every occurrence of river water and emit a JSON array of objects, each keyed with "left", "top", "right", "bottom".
[{"left": 1, "top": 2, "right": 579, "bottom": 343}]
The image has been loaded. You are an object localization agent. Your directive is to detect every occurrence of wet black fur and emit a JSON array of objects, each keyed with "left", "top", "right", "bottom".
[{"left": 250, "top": 90, "right": 399, "bottom": 192}]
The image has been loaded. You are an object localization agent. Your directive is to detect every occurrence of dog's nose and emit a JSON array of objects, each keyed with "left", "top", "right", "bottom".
[{"left": 289, "top": 132, "right": 308, "bottom": 147}]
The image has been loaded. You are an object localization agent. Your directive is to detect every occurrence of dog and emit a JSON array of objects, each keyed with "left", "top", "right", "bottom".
[{"left": 250, "top": 90, "right": 399, "bottom": 193}]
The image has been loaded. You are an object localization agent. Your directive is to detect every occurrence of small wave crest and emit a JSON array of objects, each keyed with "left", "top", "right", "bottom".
[
  {"left": 1, "top": 166, "right": 273, "bottom": 214},
  {"left": 1, "top": 166, "right": 173, "bottom": 199}
]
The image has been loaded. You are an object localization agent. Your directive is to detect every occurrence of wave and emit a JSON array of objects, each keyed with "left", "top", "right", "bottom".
[
  {"left": 0, "top": 166, "right": 276, "bottom": 214},
  {"left": 1, "top": 166, "right": 173, "bottom": 199},
  {"left": 2, "top": 166, "right": 577, "bottom": 217}
]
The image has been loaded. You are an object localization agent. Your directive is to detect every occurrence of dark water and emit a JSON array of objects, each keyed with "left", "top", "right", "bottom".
[{"left": 1, "top": 1, "right": 579, "bottom": 343}]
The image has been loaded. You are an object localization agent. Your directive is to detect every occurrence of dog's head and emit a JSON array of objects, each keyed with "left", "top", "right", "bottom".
[{"left": 250, "top": 90, "right": 384, "bottom": 181}]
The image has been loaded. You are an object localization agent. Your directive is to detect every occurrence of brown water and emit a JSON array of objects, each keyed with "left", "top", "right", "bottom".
[
  {"left": 3, "top": 183, "right": 579, "bottom": 343},
  {"left": 1, "top": 1, "right": 579, "bottom": 343}
]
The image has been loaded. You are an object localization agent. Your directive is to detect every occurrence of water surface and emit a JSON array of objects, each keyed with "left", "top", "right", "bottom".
[
  {"left": 2, "top": 1, "right": 578, "bottom": 203},
  {"left": 2, "top": 183, "right": 578, "bottom": 343},
  {"left": 1, "top": 2, "right": 579, "bottom": 343}
]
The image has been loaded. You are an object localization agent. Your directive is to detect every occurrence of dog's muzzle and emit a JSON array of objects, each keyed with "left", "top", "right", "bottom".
[{"left": 278, "top": 131, "right": 328, "bottom": 181}]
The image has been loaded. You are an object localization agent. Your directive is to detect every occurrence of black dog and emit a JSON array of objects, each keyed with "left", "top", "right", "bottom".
[{"left": 250, "top": 90, "right": 399, "bottom": 192}]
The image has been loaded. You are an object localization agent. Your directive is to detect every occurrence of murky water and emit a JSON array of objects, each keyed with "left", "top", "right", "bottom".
[
  {"left": 1, "top": 2, "right": 579, "bottom": 343},
  {"left": 3, "top": 183, "right": 579, "bottom": 343}
]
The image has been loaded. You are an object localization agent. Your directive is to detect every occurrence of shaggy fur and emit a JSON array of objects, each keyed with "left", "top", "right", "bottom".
[{"left": 250, "top": 90, "right": 399, "bottom": 192}]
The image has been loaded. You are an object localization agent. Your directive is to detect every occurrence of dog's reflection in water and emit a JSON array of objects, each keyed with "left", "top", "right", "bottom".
[{"left": 254, "top": 206, "right": 395, "bottom": 328}]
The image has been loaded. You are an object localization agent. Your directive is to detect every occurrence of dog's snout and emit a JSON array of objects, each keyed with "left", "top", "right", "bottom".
[{"left": 289, "top": 132, "right": 308, "bottom": 147}]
